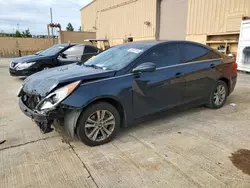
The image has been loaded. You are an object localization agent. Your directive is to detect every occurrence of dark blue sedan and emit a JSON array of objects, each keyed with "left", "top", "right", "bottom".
[{"left": 18, "top": 41, "right": 237, "bottom": 146}]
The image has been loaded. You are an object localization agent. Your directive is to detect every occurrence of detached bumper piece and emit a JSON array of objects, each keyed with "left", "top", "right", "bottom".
[
  {"left": 36, "top": 121, "right": 54, "bottom": 134},
  {"left": 19, "top": 98, "right": 63, "bottom": 134}
]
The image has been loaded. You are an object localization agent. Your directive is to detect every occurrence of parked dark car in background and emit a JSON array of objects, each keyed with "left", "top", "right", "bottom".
[
  {"left": 9, "top": 43, "right": 100, "bottom": 77},
  {"left": 18, "top": 41, "right": 237, "bottom": 146}
]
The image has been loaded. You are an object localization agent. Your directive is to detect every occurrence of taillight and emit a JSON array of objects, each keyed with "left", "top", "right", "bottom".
[{"left": 233, "top": 62, "right": 238, "bottom": 69}]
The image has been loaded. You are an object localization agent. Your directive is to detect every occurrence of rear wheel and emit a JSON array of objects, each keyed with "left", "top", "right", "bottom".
[
  {"left": 206, "top": 80, "right": 228, "bottom": 109},
  {"left": 76, "top": 102, "right": 120, "bottom": 146}
]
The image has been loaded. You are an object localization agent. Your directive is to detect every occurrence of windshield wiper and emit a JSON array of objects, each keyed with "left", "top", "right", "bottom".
[{"left": 84, "top": 64, "right": 104, "bottom": 69}]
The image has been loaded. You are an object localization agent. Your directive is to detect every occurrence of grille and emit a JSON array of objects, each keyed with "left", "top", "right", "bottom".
[{"left": 22, "top": 93, "right": 42, "bottom": 110}]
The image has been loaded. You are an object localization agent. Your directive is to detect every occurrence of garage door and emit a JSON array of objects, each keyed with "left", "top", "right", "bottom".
[{"left": 159, "top": 0, "right": 188, "bottom": 40}]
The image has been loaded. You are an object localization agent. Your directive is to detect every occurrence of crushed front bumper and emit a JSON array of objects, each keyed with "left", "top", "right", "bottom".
[{"left": 19, "top": 98, "right": 63, "bottom": 133}]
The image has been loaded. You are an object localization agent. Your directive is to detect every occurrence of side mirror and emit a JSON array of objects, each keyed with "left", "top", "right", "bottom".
[
  {"left": 60, "top": 53, "right": 67, "bottom": 58},
  {"left": 132, "top": 62, "right": 156, "bottom": 73}
]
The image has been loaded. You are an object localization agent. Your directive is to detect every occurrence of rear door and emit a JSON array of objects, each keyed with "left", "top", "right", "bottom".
[
  {"left": 57, "top": 45, "right": 84, "bottom": 65},
  {"left": 82, "top": 46, "right": 99, "bottom": 62},
  {"left": 178, "top": 43, "right": 222, "bottom": 103},
  {"left": 132, "top": 43, "right": 186, "bottom": 118}
]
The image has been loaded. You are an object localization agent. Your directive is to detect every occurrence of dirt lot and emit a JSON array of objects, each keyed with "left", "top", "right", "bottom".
[{"left": 1, "top": 58, "right": 250, "bottom": 188}]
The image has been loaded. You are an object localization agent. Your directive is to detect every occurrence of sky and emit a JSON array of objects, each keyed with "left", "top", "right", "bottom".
[{"left": 0, "top": 0, "right": 92, "bottom": 35}]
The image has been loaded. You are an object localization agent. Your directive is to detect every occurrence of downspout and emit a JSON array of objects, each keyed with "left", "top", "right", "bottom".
[{"left": 155, "top": 0, "right": 161, "bottom": 40}]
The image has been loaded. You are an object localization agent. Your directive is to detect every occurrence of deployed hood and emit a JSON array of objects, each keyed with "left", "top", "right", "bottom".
[
  {"left": 13, "top": 54, "right": 50, "bottom": 63},
  {"left": 22, "top": 64, "right": 115, "bottom": 97}
]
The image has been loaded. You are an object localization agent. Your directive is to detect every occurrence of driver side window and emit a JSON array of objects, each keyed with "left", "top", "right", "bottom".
[{"left": 138, "top": 44, "right": 180, "bottom": 68}]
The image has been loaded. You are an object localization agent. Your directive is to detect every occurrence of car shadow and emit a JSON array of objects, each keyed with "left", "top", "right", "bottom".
[
  {"left": 118, "top": 103, "right": 206, "bottom": 138},
  {"left": 53, "top": 99, "right": 234, "bottom": 145}
]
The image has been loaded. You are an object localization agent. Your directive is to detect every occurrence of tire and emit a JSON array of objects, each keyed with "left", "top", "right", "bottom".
[
  {"left": 40, "top": 65, "right": 52, "bottom": 71},
  {"left": 206, "top": 80, "right": 228, "bottom": 109},
  {"left": 76, "top": 102, "right": 120, "bottom": 146}
]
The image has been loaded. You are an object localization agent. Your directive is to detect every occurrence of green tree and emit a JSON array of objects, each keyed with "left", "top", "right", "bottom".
[
  {"left": 22, "top": 29, "right": 32, "bottom": 37},
  {"left": 66, "top": 23, "right": 74, "bottom": 31},
  {"left": 78, "top": 26, "right": 82, "bottom": 31},
  {"left": 15, "top": 30, "right": 22, "bottom": 37},
  {"left": 0, "top": 30, "right": 7, "bottom": 37}
]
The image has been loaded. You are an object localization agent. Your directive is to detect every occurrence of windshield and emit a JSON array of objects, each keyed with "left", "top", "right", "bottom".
[
  {"left": 84, "top": 43, "right": 153, "bottom": 70},
  {"left": 39, "top": 44, "right": 67, "bottom": 56}
]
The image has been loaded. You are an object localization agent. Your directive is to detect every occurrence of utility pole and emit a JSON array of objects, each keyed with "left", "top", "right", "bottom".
[{"left": 50, "top": 8, "right": 54, "bottom": 44}]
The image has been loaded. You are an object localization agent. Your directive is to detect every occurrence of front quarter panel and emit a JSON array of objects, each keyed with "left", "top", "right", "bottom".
[{"left": 61, "top": 74, "right": 134, "bottom": 124}]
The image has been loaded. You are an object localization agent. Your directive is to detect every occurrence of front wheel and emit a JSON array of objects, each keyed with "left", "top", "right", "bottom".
[
  {"left": 206, "top": 80, "right": 228, "bottom": 109},
  {"left": 76, "top": 102, "right": 120, "bottom": 146}
]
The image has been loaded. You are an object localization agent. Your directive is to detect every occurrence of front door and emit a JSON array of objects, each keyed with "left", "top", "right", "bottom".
[
  {"left": 132, "top": 43, "right": 186, "bottom": 119},
  {"left": 57, "top": 45, "right": 84, "bottom": 65}
]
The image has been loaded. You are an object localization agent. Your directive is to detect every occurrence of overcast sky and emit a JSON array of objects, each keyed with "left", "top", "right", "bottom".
[{"left": 0, "top": 0, "right": 92, "bottom": 35}]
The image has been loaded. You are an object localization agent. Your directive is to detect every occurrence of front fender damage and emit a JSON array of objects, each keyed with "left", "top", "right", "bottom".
[{"left": 63, "top": 109, "right": 82, "bottom": 137}]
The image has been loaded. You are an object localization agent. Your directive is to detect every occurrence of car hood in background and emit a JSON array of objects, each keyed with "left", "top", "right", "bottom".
[
  {"left": 22, "top": 64, "right": 116, "bottom": 97},
  {"left": 13, "top": 54, "right": 51, "bottom": 63}
]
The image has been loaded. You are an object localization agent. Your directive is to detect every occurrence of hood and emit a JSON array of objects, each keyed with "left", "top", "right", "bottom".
[
  {"left": 13, "top": 54, "right": 50, "bottom": 63},
  {"left": 23, "top": 64, "right": 116, "bottom": 97}
]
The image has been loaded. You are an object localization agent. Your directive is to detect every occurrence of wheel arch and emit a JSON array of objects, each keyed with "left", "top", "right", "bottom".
[
  {"left": 85, "top": 96, "right": 126, "bottom": 126},
  {"left": 73, "top": 96, "right": 127, "bottom": 134},
  {"left": 218, "top": 77, "right": 230, "bottom": 95}
]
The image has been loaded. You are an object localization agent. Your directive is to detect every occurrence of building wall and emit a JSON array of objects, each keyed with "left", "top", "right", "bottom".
[
  {"left": 0, "top": 37, "right": 57, "bottom": 57},
  {"left": 81, "top": 0, "right": 157, "bottom": 45},
  {"left": 187, "top": 0, "right": 250, "bottom": 36},
  {"left": 58, "top": 31, "right": 96, "bottom": 44},
  {"left": 186, "top": 0, "right": 250, "bottom": 56},
  {"left": 81, "top": 0, "right": 97, "bottom": 32}
]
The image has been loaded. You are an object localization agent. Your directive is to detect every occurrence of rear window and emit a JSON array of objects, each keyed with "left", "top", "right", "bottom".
[
  {"left": 179, "top": 43, "right": 221, "bottom": 63},
  {"left": 84, "top": 46, "right": 99, "bottom": 53}
]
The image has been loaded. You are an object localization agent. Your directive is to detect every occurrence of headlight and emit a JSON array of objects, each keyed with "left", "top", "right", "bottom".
[
  {"left": 39, "top": 81, "right": 81, "bottom": 110},
  {"left": 16, "top": 62, "right": 36, "bottom": 70}
]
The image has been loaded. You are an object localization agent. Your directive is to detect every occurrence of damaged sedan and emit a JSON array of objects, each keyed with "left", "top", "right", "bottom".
[{"left": 18, "top": 41, "right": 237, "bottom": 146}]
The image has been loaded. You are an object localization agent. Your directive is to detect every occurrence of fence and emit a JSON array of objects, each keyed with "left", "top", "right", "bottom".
[{"left": 0, "top": 37, "right": 58, "bottom": 57}]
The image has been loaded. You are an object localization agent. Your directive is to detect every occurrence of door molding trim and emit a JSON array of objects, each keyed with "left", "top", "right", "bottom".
[{"left": 156, "top": 58, "right": 222, "bottom": 70}]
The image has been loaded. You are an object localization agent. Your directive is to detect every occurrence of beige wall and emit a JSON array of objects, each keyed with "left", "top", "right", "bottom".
[
  {"left": 187, "top": 0, "right": 250, "bottom": 36},
  {"left": 158, "top": 0, "right": 188, "bottom": 40},
  {"left": 58, "top": 31, "right": 96, "bottom": 44},
  {"left": 0, "top": 37, "right": 57, "bottom": 57},
  {"left": 186, "top": 35, "right": 207, "bottom": 44},
  {"left": 81, "top": 0, "right": 157, "bottom": 45},
  {"left": 81, "top": 0, "right": 97, "bottom": 32}
]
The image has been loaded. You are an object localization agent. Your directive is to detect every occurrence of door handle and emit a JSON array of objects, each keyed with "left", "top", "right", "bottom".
[
  {"left": 175, "top": 72, "right": 183, "bottom": 78},
  {"left": 210, "top": 64, "right": 215, "bottom": 68}
]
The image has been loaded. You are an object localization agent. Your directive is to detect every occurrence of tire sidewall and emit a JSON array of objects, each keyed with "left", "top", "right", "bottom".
[
  {"left": 209, "top": 80, "right": 228, "bottom": 109},
  {"left": 76, "top": 102, "right": 120, "bottom": 146},
  {"left": 40, "top": 65, "right": 52, "bottom": 71}
]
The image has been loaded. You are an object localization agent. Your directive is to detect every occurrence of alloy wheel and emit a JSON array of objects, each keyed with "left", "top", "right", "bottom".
[
  {"left": 84, "top": 110, "right": 115, "bottom": 142},
  {"left": 213, "top": 84, "right": 226, "bottom": 106}
]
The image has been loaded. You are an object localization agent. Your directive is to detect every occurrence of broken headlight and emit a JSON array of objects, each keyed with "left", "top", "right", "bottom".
[{"left": 39, "top": 81, "right": 80, "bottom": 110}]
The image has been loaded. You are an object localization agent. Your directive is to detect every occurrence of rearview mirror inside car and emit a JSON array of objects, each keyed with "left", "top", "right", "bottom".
[{"left": 132, "top": 62, "right": 156, "bottom": 73}]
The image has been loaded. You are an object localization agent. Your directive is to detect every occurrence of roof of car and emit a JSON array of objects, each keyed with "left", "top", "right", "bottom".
[{"left": 119, "top": 40, "right": 211, "bottom": 49}]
